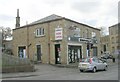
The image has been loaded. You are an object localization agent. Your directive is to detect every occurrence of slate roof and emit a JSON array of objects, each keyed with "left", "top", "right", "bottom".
[
  {"left": 14, "top": 14, "right": 100, "bottom": 31},
  {"left": 109, "top": 23, "right": 119, "bottom": 28},
  {"left": 29, "top": 14, "right": 64, "bottom": 25}
]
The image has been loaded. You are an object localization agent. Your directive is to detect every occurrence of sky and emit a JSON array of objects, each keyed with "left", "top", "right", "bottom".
[{"left": 0, "top": 0, "right": 119, "bottom": 34}]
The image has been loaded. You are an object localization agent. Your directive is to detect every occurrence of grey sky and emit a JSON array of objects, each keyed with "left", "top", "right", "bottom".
[{"left": 0, "top": 0, "right": 119, "bottom": 34}]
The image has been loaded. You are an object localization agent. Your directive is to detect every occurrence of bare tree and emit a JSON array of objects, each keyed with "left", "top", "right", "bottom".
[
  {"left": 99, "top": 27, "right": 108, "bottom": 37},
  {"left": 0, "top": 27, "right": 12, "bottom": 40}
]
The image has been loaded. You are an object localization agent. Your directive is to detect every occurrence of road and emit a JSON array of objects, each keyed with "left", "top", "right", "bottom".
[{"left": 2, "top": 62, "right": 118, "bottom": 80}]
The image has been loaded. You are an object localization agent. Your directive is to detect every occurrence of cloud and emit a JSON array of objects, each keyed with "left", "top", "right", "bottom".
[
  {"left": 0, "top": 0, "right": 119, "bottom": 31},
  {"left": 0, "top": 14, "right": 14, "bottom": 21},
  {"left": 42, "top": 0, "right": 65, "bottom": 6},
  {"left": 71, "top": 1, "right": 101, "bottom": 13},
  {"left": 68, "top": 0, "right": 118, "bottom": 29}
]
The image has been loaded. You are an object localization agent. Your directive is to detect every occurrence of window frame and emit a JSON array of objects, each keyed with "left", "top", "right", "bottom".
[
  {"left": 92, "top": 32, "right": 96, "bottom": 38},
  {"left": 36, "top": 28, "right": 45, "bottom": 37}
]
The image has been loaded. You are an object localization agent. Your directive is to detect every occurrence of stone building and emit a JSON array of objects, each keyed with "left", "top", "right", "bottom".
[
  {"left": 12, "top": 14, "right": 101, "bottom": 65},
  {"left": 109, "top": 24, "right": 120, "bottom": 56},
  {"left": 100, "top": 35, "right": 110, "bottom": 54}
]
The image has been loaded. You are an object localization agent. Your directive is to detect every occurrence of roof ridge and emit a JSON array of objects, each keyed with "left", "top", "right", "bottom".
[{"left": 29, "top": 14, "right": 63, "bottom": 25}]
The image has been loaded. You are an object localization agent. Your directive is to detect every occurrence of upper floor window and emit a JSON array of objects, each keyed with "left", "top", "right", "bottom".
[
  {"left": 36, "top": 28, "right": 45, "bottom": 36},
  {"left": 73, "top": 28, "right": 80, "bottom": 37},
  {"left": 92, "top": 32, "right": 96, "bottom": 38}
]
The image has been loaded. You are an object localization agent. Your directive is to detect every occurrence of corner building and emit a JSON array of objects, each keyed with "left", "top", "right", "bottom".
[{"left": 12, "top": 14, "right": 101, "bottom": 65}]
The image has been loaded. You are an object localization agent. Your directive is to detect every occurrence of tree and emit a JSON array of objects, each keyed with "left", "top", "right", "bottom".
[
  {"left": 0, "top": 27, "right": 12, "bottom": 40},
  {"left": 0, "top": 26, "right": 12, "bottom": 53},
  {"left": 99, "top": 27, "right": 108, "bottom": 37}
]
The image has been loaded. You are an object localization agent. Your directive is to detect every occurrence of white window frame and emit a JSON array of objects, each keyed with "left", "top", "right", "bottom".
[
  {"left": 74, "top": 28, "right": 80, "bottom": 37},
  {"left": 92, "top": 32, "right": 96, "bottom": 38},
  {"left": 36, "top": 28, "right": 45, "bottom": 37}
]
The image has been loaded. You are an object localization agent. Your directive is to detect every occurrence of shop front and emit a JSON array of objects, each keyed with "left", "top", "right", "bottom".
[{"left": 68, "top": 45, "right": 82, "bottom": 63}]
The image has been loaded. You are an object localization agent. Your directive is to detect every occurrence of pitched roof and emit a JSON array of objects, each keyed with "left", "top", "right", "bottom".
[
  {"left": 14, "top": 14, "right": 100, "bottom": 31},
  {"left": 109, "top": 23, "right": 119, "bottom": 28},
  {"left": 29, "top": 14, "right": 63, "bottom": 25}
]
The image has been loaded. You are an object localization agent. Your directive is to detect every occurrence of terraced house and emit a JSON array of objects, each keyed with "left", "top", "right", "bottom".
[
  {"left": 12, "top": 10, "right": 101, "bottom": 65},
  {"left": 100, "top": 24, "right": 120, "bottom": 58}
]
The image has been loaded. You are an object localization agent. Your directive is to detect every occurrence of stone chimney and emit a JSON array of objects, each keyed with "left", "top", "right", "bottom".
[{"left": 15, "top": 9, "right": 20, "bottom": 28}]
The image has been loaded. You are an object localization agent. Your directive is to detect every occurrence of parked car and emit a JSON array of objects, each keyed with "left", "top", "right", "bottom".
[
  {"left": 101, "top": 54, "right": 113, "bottom": 59},
  {"left": 78, "top": 57, "right": 108, "bottom": 73}
]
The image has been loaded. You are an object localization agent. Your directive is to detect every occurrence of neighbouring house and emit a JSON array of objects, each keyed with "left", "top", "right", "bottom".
[
  {"left": 12, "top": 10, "right": 101, "bottom": 65},
  {"left": 100, "top": 35, "right": 110, "bottom": 54},
  {"left": 109, "top": 24, "right": 120, "bottom": 57}
]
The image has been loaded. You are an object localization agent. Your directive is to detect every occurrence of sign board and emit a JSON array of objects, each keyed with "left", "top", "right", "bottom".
[
  {"left": 79, "top": 38, "right": 90, "bottom": 43},
  {"left": 68, "top": 37, "right": 94, "bottom": 44},
  {"left": 55, "top": 28, "right": 63, "bottom": 40}
]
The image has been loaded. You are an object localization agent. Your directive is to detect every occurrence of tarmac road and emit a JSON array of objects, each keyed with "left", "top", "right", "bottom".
[{"left": 2, "top": 59, "right": 119, "bottom": 80}]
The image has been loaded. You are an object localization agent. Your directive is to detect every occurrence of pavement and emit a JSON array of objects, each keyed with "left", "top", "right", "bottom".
[{"left": 1, "top": 58, "right": 118, "bottom": 80}]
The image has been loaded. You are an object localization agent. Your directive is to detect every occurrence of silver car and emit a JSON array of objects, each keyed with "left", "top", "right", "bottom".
[{"left": 78, "top": 57, "right": 108, "bottom": 73}]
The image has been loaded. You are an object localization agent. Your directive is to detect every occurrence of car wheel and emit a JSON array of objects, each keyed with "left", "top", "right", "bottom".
[
  {"left": 104, "top": 66, "right": 108, "bottom": 71},
  {"left": 92, "top": 67, "right": 96, "bottom": 73},
  {"left": 80, "top": 69, "right": 83, "bottom": 72}
]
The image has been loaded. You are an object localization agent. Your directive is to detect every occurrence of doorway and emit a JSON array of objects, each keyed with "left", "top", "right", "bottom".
[
  {"left": 103, "top": 45, "right": 106, "bottom": 52},
  {"left": 18, "top": 46, "right": 26, "bottom": 58},
  {"left": 55, "top": 44, "right": 61, "bottom": 64},
  {"left": 36, "top": 45, "right": 41, "bottom": 61}
]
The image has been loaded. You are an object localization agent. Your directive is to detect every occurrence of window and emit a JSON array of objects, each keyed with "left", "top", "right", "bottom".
[
  {"left": 36, "top": 28, "right": 45, "bottom": 36},
  {"left": 92, "top": 32, "right": 96, "bottom": 38},
  {"left": 73, "top": 28, "right": 80, "bottom": 37}
]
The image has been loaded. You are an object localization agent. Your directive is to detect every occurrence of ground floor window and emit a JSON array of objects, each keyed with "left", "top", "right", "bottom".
[
  {"left": 18, "top": 46, "right": 26, "bottom": 58},
  {"left": 68, "top": 45, "right": 82, "bottom": 63}
]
